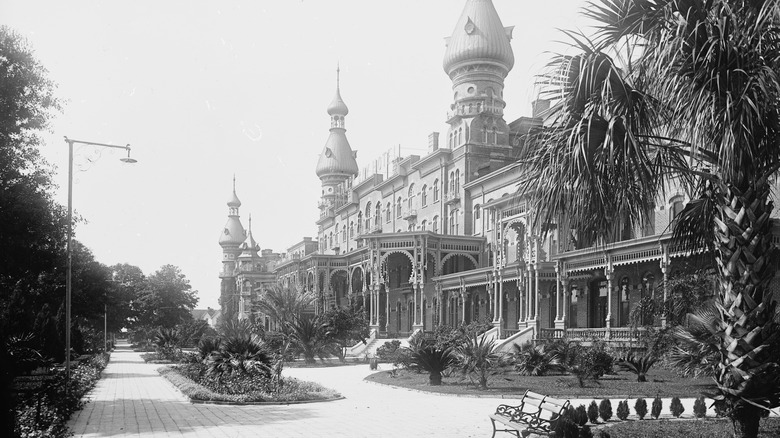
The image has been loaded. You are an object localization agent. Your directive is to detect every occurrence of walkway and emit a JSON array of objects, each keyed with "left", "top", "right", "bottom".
[{"left": 67, "top": 341, "right": 503, "bottom": 437}]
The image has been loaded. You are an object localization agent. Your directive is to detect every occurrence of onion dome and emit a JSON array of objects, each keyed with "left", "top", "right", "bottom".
[
  {"left": 327, "top": 64, "right": 349, "bottom": 116},
  {"left": 228, "top": 190, "right": 241, "bottom": 208},
  {"left": 316, "top": 67, "right": 359, "bottom": 178},
  {"left": 219, "top": 216, "right": 245, "bottom": 247},
  {"left": 443, "top": 0, "right": 515, "bottom": 74}
]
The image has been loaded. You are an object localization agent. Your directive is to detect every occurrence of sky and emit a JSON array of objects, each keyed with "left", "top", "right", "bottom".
[{"left": 2, "top": 0, "right": 591, "bottom": 309}]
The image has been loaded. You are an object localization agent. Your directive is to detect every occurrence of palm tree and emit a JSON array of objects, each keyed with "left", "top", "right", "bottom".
[
  {"left": 519, "top": 2, "right": 780, "bottom": 436},
  {"left": 254, "top": 285, "right": 316, "bottom": 332},
  {"left": 453, "top": 333, "right": 503, "bottom": 389},
  {"left": 286, "top": 315, "right": 335, "bottom": 364}
]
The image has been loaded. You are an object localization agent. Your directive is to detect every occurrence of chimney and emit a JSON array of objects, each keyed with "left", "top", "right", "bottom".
[
  {"left": 428, "top": 132, "right": 439, "bottom": 153},
  {"left": 532, "top": 99, "right": 550, "bottom": 118}
]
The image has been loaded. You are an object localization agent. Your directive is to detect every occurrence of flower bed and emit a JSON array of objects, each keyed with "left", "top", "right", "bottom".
[
  {"left": 159, "top": 364, "right": 341, "bottom": 404},
  {"left": 14, "top": 353, "right": 110, "bottom": 438}
]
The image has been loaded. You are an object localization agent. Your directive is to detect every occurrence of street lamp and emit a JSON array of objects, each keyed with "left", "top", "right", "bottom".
[{"left": 63, "top": 136, "right": 136, "bottom": 392}]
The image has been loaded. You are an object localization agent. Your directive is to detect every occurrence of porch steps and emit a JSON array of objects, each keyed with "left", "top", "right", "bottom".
[{"left": 347, "top": 337, "right": 408, "bottom": 359}]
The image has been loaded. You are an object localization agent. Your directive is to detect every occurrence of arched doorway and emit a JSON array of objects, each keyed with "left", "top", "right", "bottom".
[{"left": 330, "top": 271, "right": 349, "bottom": 309}]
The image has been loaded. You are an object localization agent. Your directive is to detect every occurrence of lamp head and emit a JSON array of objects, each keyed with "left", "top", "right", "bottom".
[{"left": 120, "top": 146, "right": 137, "bottom": 164}]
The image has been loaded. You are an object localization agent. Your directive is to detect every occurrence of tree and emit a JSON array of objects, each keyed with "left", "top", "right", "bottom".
[
  {"left": 453, "top": 333, "right": 502, "bottom": 389},
  {"left": 0, "top": 25, "right": 62, "bottom": 436},
  {"left": 254, "top": 285, "right": 316, "bottom": 332},
  {"left": 321, "top": 306, "right": 369, "bottom": 362},
  {"left": 286, "top": 314, "right": 335, "bottom": 364},
  {"left": 108, "top": 263, "right": 146, "bottom": 332},
  {"left": 133, "top": 265, "right": 198, "bottom": 328},
  {"left": 520, "top": 2, "right": 780, "bottom": 436}
]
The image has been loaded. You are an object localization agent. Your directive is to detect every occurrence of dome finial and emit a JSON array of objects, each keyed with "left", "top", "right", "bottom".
[{"left": 327, "top": 65, "right": 349, "bottom": 117}]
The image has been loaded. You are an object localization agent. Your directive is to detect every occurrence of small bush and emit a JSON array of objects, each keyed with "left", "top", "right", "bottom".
[
  {"left": 599, "top": 399, "right": 613, "bottom": 422},
  {"left": 574, "top": 404, "right": 588, "bottom": 426},
  {"left": 634, "top": 398, "right": 648, "bottom": 420},
  {"left": 670, "top": 396, "right": 685, "bottom": 418},
  {"left": 651, "top": 396, "right": 663, "bottom": 419},
  {"left": 376, "top": 340, "right": 402, "bottom": 361},
  {"left": 587, "top": 400, "right": 599, "bottom": 424},
  {"left": 616, "top": 400, "right": 629, "bottom": 420},
  {"left": 571, "top": 343, "right": 613, "bottom": 386},
  {"left": 693, "top": 396, "right": 707, "bottom": 418}
]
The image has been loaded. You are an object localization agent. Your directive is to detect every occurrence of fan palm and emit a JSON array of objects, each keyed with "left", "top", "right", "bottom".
[
  {"left": 408, "top": 345, "right": 456, "bottom": 386},
  {"left": 453, "top": 333, "right": 503, "bottom": 389},
  {"left": 286, "top": 315, "right": 336, "bottom": 364},
  {"left": 254, "top": 285, "right": 316, "bottom": 332},
  {"left": 520, "top": 2, "right": 780, "bottom": 436}
]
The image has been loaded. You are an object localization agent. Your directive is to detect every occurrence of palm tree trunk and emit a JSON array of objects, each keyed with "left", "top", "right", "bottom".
[{"left": 713, "top": 176, "right": 776, "bottom": 438}]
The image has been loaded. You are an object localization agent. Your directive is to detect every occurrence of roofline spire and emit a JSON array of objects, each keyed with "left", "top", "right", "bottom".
[
  {"left": 336, "top": 62, "right": 341, "bottom": 91},
  {"left": 233, "top": 174, "right": 236, "bottom": 193}
]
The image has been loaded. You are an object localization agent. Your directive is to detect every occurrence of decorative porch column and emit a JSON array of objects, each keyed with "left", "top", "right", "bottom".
[
  {"left": 460, "top": 287, "right": 467, "bottom": 324},
  {"left": 605, "top": 263, "right": 614, "bottom": 339},
  {"left": 436, "top": 283, "right": 443, "bottom": 327},
  {"left": 498, "top": 274, "right": 504, "bottom": 327},
  {"left": 660, "top": 245, "right": 670, "bottom": 328},
  {"left": 554, "top": 261, "right": 567, "bottom": 330},
  {"left": 533, "top": 265, "right": 540, "bottom": 321}
]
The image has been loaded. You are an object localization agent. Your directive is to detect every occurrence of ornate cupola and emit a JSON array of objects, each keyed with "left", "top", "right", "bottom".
[
  {"left": 219, "top": 176, "right": 246, "bottom": 249},
  {"left": 443, "top": 0, "right": 514, "bottom": 149},
  {"left": 316, "top": 66, "right": 359, "bottom": 211},
  {"left": 238, "top": 215, "right": 260, "bottom": 260}
]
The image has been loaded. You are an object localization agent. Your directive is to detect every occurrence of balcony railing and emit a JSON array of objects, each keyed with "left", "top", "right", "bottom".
[
  {"left": 444, "top": 191, "right": 460, "bottom": 204},
  {"left": 537, "top": 327, "right": 647, "bottom": 342},
  {"left": 402, "top": 208, "right": 417, "bottom": 220},
  {"left": 446, "top": 103, "right": 504, "bottom": 122}
]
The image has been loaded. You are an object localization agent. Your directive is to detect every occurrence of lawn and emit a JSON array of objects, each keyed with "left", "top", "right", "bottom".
[
  {"left": 599, "top": 418, "right": 780, "bottom": 437},
  {"left": 365, "top": 367, "right": 715, "bottom": 398}
]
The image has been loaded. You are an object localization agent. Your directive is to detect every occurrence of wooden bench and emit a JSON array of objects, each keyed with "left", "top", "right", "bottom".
[{"left": 488, "top": 390, "right": 570, "bottom": 437}]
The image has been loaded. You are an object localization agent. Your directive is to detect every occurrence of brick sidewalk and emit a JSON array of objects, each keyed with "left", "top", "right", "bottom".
[{"left": 67, "top": 341, "right": 504, "bottom": 437}]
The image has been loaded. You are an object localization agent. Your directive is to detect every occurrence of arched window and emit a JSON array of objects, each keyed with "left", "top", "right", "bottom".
[
  {"left": 342, "top": 225, "right": 346, "bottom": 242},
  {"left": 432, "top": 216, "right": 439, "bottom": 233},
  {"left": 433, "top": 179, "right": 440, "bottom": 202},
  {"left": 408, "top": 223, "right": 414, "bottom": 231},
  {"left": 386, "top": 202, "right": 391, "bottom": 223},
  {"left": 486, "top": 199, "right": 494, "bottom": 230},
  {"left": 408, "top": 184, "right": 415, "bottom": 210},
  {"left": 449, "top": 171, "right": 455, "bottom": 193},
  {"left": 482, "top": 125, "right": 488, "bottom": 143},
  {"left": 375, "top": 202, "right": 381, "bottom": 226},
  {"left": 396, "top": 197, "right": 402, "bottom": 218},
  {"left": 421, "top": 219, "right": 427, "bottom": 230},
  {"left": 357, "top": 211, "right": 363, "bottom": 234},
  {"left": 421, "top": 184, "right": 428, "bottom": 206},
  {"left": 492, "top": 127, "right": 498, "bottom": 145},
  {"left": 455, "top": 169, "right": 460, "bottom": 192},
  {"left": 329, "top": 232, "right": 333, "bottom": 248},
  {"left": 474, "top": 204, "right": 481, "bottom": 220},
  {"left": 350, "top": 221, "right": 354, "bottom": 238},
  {"left": 365, "top": 202, "right": 372, "bottom": 230}
]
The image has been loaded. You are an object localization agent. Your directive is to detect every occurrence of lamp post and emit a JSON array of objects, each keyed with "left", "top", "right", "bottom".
[{"left": 64, "top": 136, "right": 136, "bottom": 393}]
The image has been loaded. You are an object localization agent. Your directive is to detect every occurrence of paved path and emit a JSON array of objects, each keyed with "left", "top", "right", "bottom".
[
  {"left": 71, "top": 341, "right": 774, "bottom": 437},
  {"left": 68, "top": 341, "right": 504, "bottom": 437}
]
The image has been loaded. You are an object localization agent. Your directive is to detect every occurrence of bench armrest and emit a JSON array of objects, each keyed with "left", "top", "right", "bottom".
[{"left": 495, "top": 403, "right": 536, "bottom": 423}]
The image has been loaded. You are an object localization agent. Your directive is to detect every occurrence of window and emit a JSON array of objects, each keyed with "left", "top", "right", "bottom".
[
  {"left": 396, "top": 197, "right": 402, "bottom": 218},
  {"left": 375, "top": 202, "right": 381, "bottom": 226},
  {"left": 433, "top": 179, "right": 440, "bottom": 202},
  {"left": 365, "top": 202, "right": 372, "bottom": 230},
  {"left": 482, "top": 125, "right": 487, "bottom": 143},
  {"left": 421, "top": 219, "right": 427, "bottom": 230},
  {"left": 449, "top": 209, "right": 458, "bottom": 234},
  {"left": 386, "top": 202, "right": 391, "bottom": 223},
  {"left": 342, "top": 225, "right": 346, "bottom": 242},
  {"left": 408, "top": 184, "right": 415, "bottom": 210},
  {"left": 670, "top": 196, "right": 684, "bottom": 223},
  {"left": 449, "top": 171, "right": 455, "bottom": 193},
  {"left": 492, "top": 127, "right": 497, "bottom": 144},
  {"left": 433, "top": 216, "right": 439, "bottom": 233},
  {"left": 455, "top": 169, "right": 460, "bottom": 193},
  {"left": 357, "top": 212, "right": 363, "bottom": 234},
  {"left": 350, "top": 221, "right": 354, "bottom": 238},
  {"left": 474, "top": 204, "right": 481, "bottom": 220},
  {"left": 421, "top": 185, "right": 428, "bottom": 206}
]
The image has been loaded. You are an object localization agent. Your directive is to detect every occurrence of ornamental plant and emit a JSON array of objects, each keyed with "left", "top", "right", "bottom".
[
  {"left": 694, "top": 396, "right": 707, "bottom": 418},
  {"left": 670, "top": 396, "right": 685, "bottom": 418},
  {"left": 634, "top": 398, "right": 648, "bottom": 420},
  {"left": 574, "top": 404, "right": 589, "bottom": 426},
  {"left": 587, "top": 400, "right": 599, "bottom": 424},
  {"left": 651, "top": 396, "right": 663, "bottom": 419},
  {"left": 616, "top": 400, "right": 629, "bottom": 421},
  {"left": 599, "top": 399, "right": 613, "bottom": 422}
]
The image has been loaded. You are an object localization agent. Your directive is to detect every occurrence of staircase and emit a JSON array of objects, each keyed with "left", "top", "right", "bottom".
[{"left": 346, "top": 337, "right": 408, "bottom": 359}]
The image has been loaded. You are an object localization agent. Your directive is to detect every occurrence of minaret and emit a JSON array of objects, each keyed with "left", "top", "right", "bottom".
[
  {"left": 218, "top": 176, "right": 246, "bottom": 321},
  {"left": 315, "top": 66, "right": 359, "bottom": 213},
  {"left": 443, "top": 0, "right": 514, "bottom": 149},
  {"left": 236, "top": 214, "right": 260, "bottom": 320}
]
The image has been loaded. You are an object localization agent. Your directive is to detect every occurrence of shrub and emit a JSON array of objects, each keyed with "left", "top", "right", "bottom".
[
  {"left": 599, "top": 399, "right": 613, "bottom": 422},
  {"left": 616, "top": 400, "right": 629, "bottom": 420},
  {"left": 154, "top": 327, "right": 183, "bottom": 361},
  {"left": 453, "top": 334, "right": 502, "bottom": 389},
  {"left": 616, "top": 352, "right": 657, "bottom": 382},
  {"left": 197, "top": 337, "right": 222, "bottom": 361},
  {"left": 206, "top": 336, "right": 273, "bottom": 378},
  {"left": 670, "top": 396, "right": 684, "bottom": 418},
  {"left": 571, "top": 343, "right": 613, "bottom": 386},
  {"left": 587, "top": 400, "right": 599, "bottom": 424},
  {"left": 376, "top": 340, "right": 402, "bottom": 361},
  {"left": 651, "top": 396, "right": 663, "bottom": 419},
  {"left": 597, "top": 431, "right": 611, "bottom": 438},
  {"left": 693, "top": 396, "right": 707, "bottom": 418},
  {"left": 634, "top": 398, "right": 648, "bottom": 419},
  {"left": 579, "top": 425, "right": 594, "bottom": 438},
  {"left": 574, "top": 404, "right": 588, "bottom": 426},
  {"left": 408, "top": 346, "right": 455, "bottom": 385},
  {"left": 513, "top": 343, "right": 563, "bottom": 376}
]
